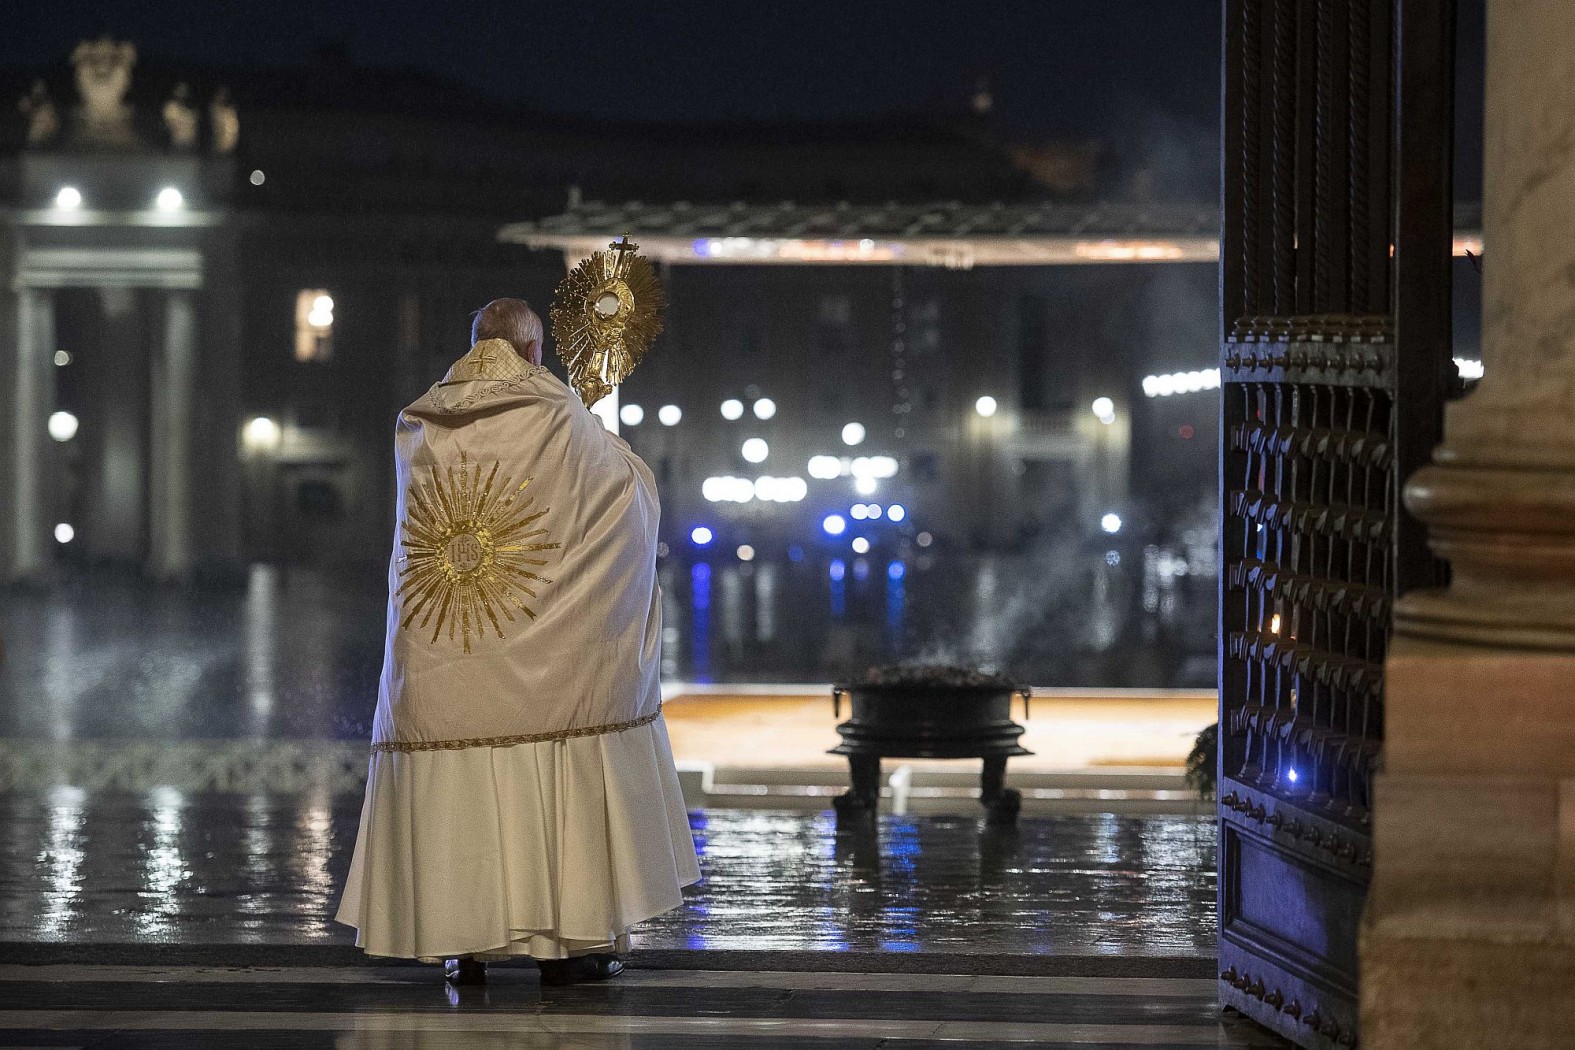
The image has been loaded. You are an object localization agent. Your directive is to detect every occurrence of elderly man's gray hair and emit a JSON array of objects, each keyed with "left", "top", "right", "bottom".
[{"left": 471, "top": 298, "right": 543, "bottom": 359}]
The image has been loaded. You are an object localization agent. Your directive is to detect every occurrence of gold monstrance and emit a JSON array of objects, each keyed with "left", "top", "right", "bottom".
[{"left": 549, "top": 237, "right": 666, "bottom": 407}]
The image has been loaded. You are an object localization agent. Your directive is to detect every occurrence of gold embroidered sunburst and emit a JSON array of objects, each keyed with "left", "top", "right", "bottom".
[{"left": 396, "top": 452, "right": 561, "bottom": 654}]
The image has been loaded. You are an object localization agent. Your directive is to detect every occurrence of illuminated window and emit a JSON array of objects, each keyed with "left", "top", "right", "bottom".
[{"left": 295, "top": 290, "right": 334, "bottom": 362}]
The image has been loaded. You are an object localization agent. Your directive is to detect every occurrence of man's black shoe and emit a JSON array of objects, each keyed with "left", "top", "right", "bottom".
[
  {"left": 579, "top": 953, "right": 624, "bottom": 981},
  {"left": 537, "top": 954, "right": 624, "bottom": 986}
]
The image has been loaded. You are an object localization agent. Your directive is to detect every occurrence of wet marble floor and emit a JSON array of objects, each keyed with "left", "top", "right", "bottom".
[
  {"left": 0, "top": 792, "right": 1215, "bottom": 960},
  {"left": 0, "top": 964, "right": 1290, "bottom": 1048}
]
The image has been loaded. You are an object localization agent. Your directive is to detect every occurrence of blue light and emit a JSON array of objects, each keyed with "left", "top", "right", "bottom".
[
  {"left": 692, "top": 238, "right": 710, "bottom": 257},
  {"left": 788, "top": 544, "right": 805, "bottom": 563},
  {"left": 1287, "top": 768, "right": 1299, "bottom": 783},
  {"left": 853, "top": 559, "right": 870, "bottom": 581},
  {"left": 887, "top": 504, "right": 906, "bottom": 522},
  {"left": 690, "top": 562, "right": 712, "bottom": 681},
  {"left": 822, "top": 514, "right": 847, "bottom": 536},
  {"left": 828, "top": 559, "right": 846, "bottom": 582},
  {"left": 885, "top": 560, "right": 906, "bottom": 645},
  {"left": 1105, "top": 550, "right": 1121, "bottom": 566},
  {"left": 690, "top": 526, "right": 714, "bottom": 545},
  {"left": 691, "top": 562, "right": 712, "bottom": 609}
]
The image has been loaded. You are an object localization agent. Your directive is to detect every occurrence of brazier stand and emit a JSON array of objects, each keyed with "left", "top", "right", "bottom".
[{"left": 830, "top": 683, "right": 1032, "bottom": 824}]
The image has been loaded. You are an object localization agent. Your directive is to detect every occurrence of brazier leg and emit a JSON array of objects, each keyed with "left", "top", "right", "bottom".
[
  {"left": 835, "top": 755, "right": 881, "bottom": 818},
  {"left": 981, "top": 755, "right": 1020, "bottom": 824}
]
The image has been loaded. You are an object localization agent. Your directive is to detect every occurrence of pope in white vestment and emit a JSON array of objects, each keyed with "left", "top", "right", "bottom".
[{"left": 336, "top": 300, "right": 698, "bottom": 980}]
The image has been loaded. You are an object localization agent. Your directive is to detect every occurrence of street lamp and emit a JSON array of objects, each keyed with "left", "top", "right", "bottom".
[
  {"left": 244, "top": 416, "right": 282, "bottom": 452},
  {"left": 48, "top": 411, "right": 79, "bottom": 442},
  {"left": 975, "top": 395, "right": 998, "bottom": 418}
]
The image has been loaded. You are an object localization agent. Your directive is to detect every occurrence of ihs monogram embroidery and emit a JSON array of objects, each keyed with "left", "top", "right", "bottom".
[{"left": 396, "top": 451, "right": 561, "bottom": 654}]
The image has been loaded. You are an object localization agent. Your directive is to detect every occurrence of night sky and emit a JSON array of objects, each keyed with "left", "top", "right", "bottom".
[
  {"left": 4, "top": 0, "right": 1482, "bottom": 194},
  {"left": 6, "top": 1, "right": 1220, "bottom": 136}
]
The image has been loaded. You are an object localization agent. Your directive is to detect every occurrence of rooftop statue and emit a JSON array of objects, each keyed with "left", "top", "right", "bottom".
[
  {"left": 18, "top": 81, "right": 58, "bottom": 146},
  {"left": 163, "top": 82, "right": 198, "bottom": 150},
  {"left": 209, "top": 87, "right": 238, "bottom": 153},
  {"left": 70, "top": 36, "right": 140, "bottom": 149}
]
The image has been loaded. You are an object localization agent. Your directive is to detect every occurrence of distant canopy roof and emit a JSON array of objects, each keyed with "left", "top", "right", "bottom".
[
  {"left": 502, "top": 199, "right": 1219, "bottom": 267},
  {"left": 502, "top": 199, "right": 1485, "bottom": 268}
]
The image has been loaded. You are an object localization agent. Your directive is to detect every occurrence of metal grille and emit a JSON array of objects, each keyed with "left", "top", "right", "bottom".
[
  {"left": 1216, "top": 0, "right": 1453, "bottom": 1046},
  {"left": 1225, "top": 379, "right": 1390, "bottom": 820}
]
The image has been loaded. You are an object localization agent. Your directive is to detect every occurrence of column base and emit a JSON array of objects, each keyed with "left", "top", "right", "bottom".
[
  {"left": 1397, "top": 587, "right": 1575, "bottom": 650},
  {"left": 1399, "top": 455, "right": 1575, "bottom": 649},
  {"left": 1361, "top": 927, "right": 1575, "bottom": 1049},
  {"left": 1363, "top": 635, "right": 1575, "bottom": 1047}
]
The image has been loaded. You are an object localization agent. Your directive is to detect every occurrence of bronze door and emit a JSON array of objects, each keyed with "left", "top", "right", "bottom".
[{"left": 1217, "top": 0, "right": 1455, "bottom": 1045}]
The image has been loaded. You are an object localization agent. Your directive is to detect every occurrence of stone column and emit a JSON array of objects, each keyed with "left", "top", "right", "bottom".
[
  {"left": 1361, "top": 0, "right": 1575, "bottom": 1045},
  {"left": 148, "top": 290, "right": 196, "bottom": 582},
  {"left": 5, "top": 288, "right": 55, "bottom": 582}
]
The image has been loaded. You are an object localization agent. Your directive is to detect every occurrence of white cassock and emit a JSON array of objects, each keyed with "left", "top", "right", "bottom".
[{"left": 336, "top": 338, "right": 699, "bottom": 960}]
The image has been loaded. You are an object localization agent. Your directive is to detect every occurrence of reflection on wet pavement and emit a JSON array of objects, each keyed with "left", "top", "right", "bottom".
[
  {"left": 0, "top": 555, "right": 1213, "bottom": 744},
  {"left": 0, "top": 790, "right": 1215, "bottom": 957},
  {"left": 0, "top": 569, "right": 387, "bottom": 741}
]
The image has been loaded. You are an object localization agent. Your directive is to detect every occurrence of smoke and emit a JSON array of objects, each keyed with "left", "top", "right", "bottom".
[{"left": 903, "top": 530, "right": 1102, "bottom": 675}]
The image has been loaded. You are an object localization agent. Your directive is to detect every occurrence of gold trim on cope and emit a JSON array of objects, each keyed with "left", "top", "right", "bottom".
[
  {"left": 371, "top": 709, "right": 661, "bottom": 754},
  {"left": 443, "top": 338, "right": 532, "bottom": 383}
]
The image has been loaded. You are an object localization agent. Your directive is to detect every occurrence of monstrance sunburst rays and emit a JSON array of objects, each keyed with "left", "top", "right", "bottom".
[
  {"left": 550, "top": 236, "right": 666, "bottom": 406},
  {"left": 396, "top": 452, "right": 561, "bottom": 654}
]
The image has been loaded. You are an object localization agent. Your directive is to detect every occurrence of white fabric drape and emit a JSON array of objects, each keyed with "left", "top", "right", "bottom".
[
  {"left": 337, "top": 714, "right": 697, "bottom": 960},
  {"left": 337, "top": 342, "right": 698, "bottom": 959}
]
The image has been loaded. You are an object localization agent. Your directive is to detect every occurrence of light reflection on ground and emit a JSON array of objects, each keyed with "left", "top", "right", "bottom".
[
  {"left": 0, "top": 793, "right": 1215, "bottom": 957},
  {"left": 0, "top": 554, "right": 1211, "bottom": 742}
]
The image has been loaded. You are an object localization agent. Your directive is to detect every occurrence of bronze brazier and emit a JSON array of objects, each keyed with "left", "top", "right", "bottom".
[{"left": 830, "top": 681, "right": 1031, "bottom": 823}]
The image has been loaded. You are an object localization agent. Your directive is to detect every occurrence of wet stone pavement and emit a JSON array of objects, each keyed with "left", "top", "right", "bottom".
[
  {"left": 0, "top": 569, "right": 1261, "bottom": 1045},
  {"left": 0, "top": 964, "right": 1292, "bottom": 1048},
  {"left": 0, "top": 794, "right": 1274, "bottom": 1048},
  {"left": 0, "top": 791, "right": 1216, "bottom": 960}
]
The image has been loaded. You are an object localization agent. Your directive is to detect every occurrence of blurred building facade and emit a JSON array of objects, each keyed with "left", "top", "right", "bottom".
[{"left": 0, "top": 41, "right": 1226, "bottom": 583}]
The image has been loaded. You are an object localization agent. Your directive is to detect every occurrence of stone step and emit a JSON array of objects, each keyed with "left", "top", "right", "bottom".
[{"left": 678, "top": 762, "right": 1205, "bottom": 815}]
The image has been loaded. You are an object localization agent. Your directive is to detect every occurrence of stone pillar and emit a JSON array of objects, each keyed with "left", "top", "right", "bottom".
[
  {"left": 1361, "top": 0, "right": 1575, "bottom": 1045},
  {"left": 5, "top": 288, "right": 55, "bottom": 582},
  {"left": 148, "top": 290, "right": 196, "bottom": 581}
]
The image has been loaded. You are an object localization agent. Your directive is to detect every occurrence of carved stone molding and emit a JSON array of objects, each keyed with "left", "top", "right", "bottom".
[
  {"left": 1391, "top": 0, "right": 1575, "bottom": 653},
  {"left": 1397, "top": 458, "right": 1575, "bottom": 648}
]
